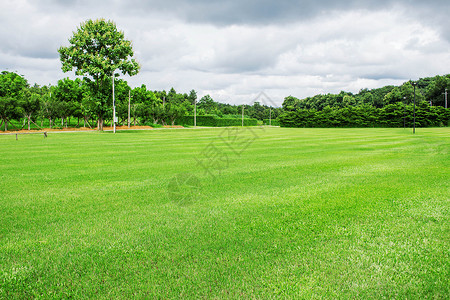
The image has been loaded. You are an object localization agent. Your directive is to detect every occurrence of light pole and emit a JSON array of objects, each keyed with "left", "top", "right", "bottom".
[
  {"left": 269, "top": 107, "right": 272, "bottom": 126},
  {"left": 112, "top": 72, "right": 116, "bottom": 133},
  {"left": 403, "top": 96, "right": 406, "bottom": 129},
  {"left": 128, "top": 90, "right": 131, "bottom": 128},
  {"left": 411, "top": 81, "right": 417, "bottom": 134},
  {"left": 445, "top": 88, "right": 448, "bottom": 109},
  {"left": 194, "top": 99, "right": 197, "bottom": 127}
]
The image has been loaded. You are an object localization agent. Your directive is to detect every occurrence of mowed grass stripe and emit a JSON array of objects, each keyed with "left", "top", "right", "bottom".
[{"left": 0, "top": 127, "right": 448, "bottom": 298}]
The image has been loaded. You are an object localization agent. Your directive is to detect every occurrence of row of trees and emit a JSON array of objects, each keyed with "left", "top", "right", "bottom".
[
  {"left": 1, "top": 69, "right": 448, "bottom": 131},
  {"left": 279, "top": 75, "right": 449, "bottom": 128},
  {"left": 283, "top": 75, "right": 450, "bottom": 111},
  {"left": 0, "top": 71, "right": 280, "bottom": 131},
  {"left": 279, "top": 102, "right": 450, "bottom": 128}
]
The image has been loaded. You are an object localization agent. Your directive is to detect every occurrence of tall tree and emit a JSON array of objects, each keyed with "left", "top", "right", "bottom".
[
  {"left": 198, "top": 95, "right": 216, "bottom": 114},
  {"left": 58, "top": 19, "right": 140, "bottom": 130},
  {"left": 40, "top": 92, "right": 58, "bottom": 129},
  {"left": 0, "top": 71, "right": 28, "bottom": 131},
  {"left": 53, "top": 78, "right": 83, "bottom": 127},
  {"left": 0, "top": 71, "right": 28, "bottom": 98},
  {"left": 425, "top": 75, "right": 450, "bottom": 107},
  {"left": 19, "top": 89, "right": 41, "bottom": 130},
  {"left": 188, "top": 90, "right": 197, "bottom": 105},
  {"left": 0, "top": 97, "right": 22, "bottom": 131}
]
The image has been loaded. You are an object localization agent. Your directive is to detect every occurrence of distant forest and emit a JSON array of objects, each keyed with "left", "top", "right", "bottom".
[
  {"left": 282, "top": 74, "right": 449, "bottom": 110},
  {"left": 279, "top": 74, "right": 450, "bottom": 128}
]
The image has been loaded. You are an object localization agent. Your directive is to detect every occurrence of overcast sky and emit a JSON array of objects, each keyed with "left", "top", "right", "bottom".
[{"left": 1, "top": 0, "right": 449, "bottom": 106}]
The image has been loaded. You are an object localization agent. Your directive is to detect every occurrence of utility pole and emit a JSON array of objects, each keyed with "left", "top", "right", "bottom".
[
  {"left": 412, "top": 81, "right": 417, "bottom": 134},
  {"left": 194, "top": 100, "right": 197, "bottom": 127},
  {"left": 112, "top": 72, "right": 116, "bottom": 134},
  {"left": 403, "top": 97, "right": 406, "bottom": 129},
  {"left": 128, "top": 90, "right": 131, "bottom": 128},
  {"left": 445, "top": 88, "right": 448, "bottom": 109},
  {"left": 242, "top": 105, "right": 244, "bottom": 127},
  {"left": 269, "top": 107, "right": 272, "bottom": 126}
]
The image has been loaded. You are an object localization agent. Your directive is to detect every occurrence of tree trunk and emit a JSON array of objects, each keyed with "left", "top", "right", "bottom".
[
  {"left": 28, "top": 117, "right": 31, "bottom": 130},
  {"left": 61, "top": 118, "right": 64, "bottom": 127},
  {"left": 98, "top": 116, "right": 104, "bottom": 131},
  {"left": 4, "top": 120, "right": 7, "bottom": 131},
  {"left": 85, "top": 117, "right": 92, "bottom": 129},
  {"left": 49, "top": 118, "right": 52, "bottom": 129}
]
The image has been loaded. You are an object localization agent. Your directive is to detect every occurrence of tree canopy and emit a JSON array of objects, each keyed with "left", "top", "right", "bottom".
[
  {"left": 58, "top": 19, "right": 140, "bottom": 80},
  {"left": 58, "top": 19, "right": 140, "bottom": 129}
]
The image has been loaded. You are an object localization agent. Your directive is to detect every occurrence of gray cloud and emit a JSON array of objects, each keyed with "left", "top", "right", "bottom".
[
  {"left": 0, "top": 0, "right": 449, "bottom": 106},
  {"left": 114, "top": 0, "right": 450, "bottom": 41},
  {"left": 36, "top": 0, "right": 450, "bottom": 41}
]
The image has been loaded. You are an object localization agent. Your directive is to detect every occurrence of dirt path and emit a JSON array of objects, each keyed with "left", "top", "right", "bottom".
[{"left": 0, "top": 125, "right": 220, "bottom": 135}]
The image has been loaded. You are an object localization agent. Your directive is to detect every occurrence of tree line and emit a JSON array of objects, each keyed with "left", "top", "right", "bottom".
[
  {"left": 279, "top": 75, "right": 450, "bottom": 128},
  {"left": 0, "top": 18, "right": 449, "bottom": 131},
  {"left": 279, "top": 102, "right": 450, "bottom": 128},
  {"left": 1, "top": 71, "right": 449, "bottom": 131},
  {"left": 0, "top": 71, "right": 281, "bottom": 131},
  {"left": 282, "top": 75, "right": 450, "bottom": 111}
]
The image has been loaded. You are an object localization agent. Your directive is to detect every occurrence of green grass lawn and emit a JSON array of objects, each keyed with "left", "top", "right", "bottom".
[{"left": 0, "top": 127, "right": 449, "bottom": 298}]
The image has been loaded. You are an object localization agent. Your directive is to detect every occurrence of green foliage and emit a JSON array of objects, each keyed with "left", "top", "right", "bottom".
[
  {"left": 2, "top": 64, "right": 449, "bottom": 130},
  {"left": 177, "top": 115, "right": 258, "bottom": 126},
  {"left": 279, "top": 102, "right": 450, "bottom": 128},
  {"left": 53, "top": 78, "right": 83, "bottom": 103},
  {"left": 0, "top": 71, "right": 28, "bottom": 98},
  {"left": 164, "top": 103, "right": 187, "bottom": 125},
  {"left": 263, "top": 119, "right": 280, "bottom": 126},
  {"left": 188, "top": 89, "right": 197, "bottom": 105},
  {"left": 113, "top": 79, "right": 132, "bottom": 123},
  {"left": 0, "top": 97, "right": 22, "bottom": 130},
  {"left": 198, "top": 94, "right": 216, "bottom": 114},
  {"left": 58, "top": 19, "right": 140, "bottom": 79},
  {"left": 132, "top": 84, "right": 157, "bottom": 106},
  {"left": 282, "top": 75, "right": 449, "bottom": 112},
  {"left": 425, "top": 74, "right": 450, "bottom": 107},
  {"left": 18, "top": 89, "right": 41, "bottom": 129},
  {"left": 58, "top": 19, "right": 140, "bottom": 129},
  {"left": 279, "top": 75, "right": 450, "bottom": 128},
  {"left": 383, "top": 81, "right": 425, "bottom": 105}
]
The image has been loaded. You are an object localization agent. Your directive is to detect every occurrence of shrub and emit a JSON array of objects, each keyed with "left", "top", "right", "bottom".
[{"left": 176, "top": 115, "right": 258, "bottom": 127}]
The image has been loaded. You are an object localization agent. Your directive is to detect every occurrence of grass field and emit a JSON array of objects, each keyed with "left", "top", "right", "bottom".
[{"left": 0, "top": 127, "right": 449, "bottom": 298}]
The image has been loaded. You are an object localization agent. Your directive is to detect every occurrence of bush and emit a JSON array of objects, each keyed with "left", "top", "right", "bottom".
[
  {"left": 279, "top": 102, "right": 450, "bottom": 128},
  {"left": 263, "top": 119, "right": 280, "bottom": 126},
  {"left": 176, "top": 115, "right": 258, "bottom": 127}
]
